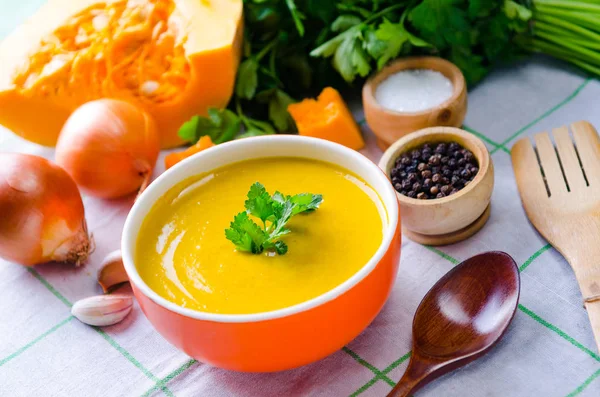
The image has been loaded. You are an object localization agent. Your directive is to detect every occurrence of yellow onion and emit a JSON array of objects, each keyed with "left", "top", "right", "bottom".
[
  {"left": 0, "top": 153, "right": 91, "bottom": 266},
  {"left": 55, "top": 99, "right": 160, "bottom": 199}
]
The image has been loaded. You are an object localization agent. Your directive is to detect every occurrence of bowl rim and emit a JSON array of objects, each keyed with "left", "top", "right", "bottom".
[
  {"left": 378, "top": 126, "right": 491, "bottom": 207},
  {"left": 363, "top": 56, "right": 466, "bottom": 117},
  {"left": 121, "top": 135, "right": 399, "bottom": 323}
]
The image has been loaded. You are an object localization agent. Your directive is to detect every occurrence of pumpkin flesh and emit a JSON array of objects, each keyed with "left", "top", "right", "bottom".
[{"left": 0, "top": 0, "right": 243, "bottom": 148}]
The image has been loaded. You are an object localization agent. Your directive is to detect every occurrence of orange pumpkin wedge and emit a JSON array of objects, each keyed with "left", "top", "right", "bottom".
[
  {"left": 288, "top": 87, "right": 365, "bottom": 150},
  {"left": 164, "top": 135, "right": 214, "bottom": 170},
  {"left": 0, "top": 0, "right": 243, "bottom": 148}
]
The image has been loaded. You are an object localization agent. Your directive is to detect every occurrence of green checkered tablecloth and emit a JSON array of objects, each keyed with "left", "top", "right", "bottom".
[{"left": 2, "top": 2, "right": 600, "bottom": 397}]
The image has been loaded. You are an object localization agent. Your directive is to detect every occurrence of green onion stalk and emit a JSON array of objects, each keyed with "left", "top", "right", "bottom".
[{"left": 519, "top": 0, "right": 600, "bottom": 75}]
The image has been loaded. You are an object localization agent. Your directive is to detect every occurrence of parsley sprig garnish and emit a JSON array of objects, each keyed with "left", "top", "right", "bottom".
[{"left": 225, "top": 182, "right": 323, "bottom": 255}]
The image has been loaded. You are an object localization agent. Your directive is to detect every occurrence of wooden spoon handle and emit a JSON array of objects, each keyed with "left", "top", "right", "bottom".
[
  {"left": 584, "top": 300, "right": 600, "bottom": 353},
  {"left": 566, "top": 250, "right": 600, "bottom": 353},
  {"left": 387, "top": 357, "right": 436, "bottom": 397}
]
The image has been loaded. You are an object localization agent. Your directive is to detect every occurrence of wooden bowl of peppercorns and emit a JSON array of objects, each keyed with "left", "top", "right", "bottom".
[{"left": 379, "top": 126, "right": 494, "bottom": 246}]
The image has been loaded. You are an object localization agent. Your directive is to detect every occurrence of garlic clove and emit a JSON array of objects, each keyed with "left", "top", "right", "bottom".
[
  {"left": 71, "top": 294, "right": 133, "bottom": 327},
  {"left": 97, "top": 250, "right": 129, "bottom": 293}
]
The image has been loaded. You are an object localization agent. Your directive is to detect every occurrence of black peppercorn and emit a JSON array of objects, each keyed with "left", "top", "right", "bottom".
[
  {"left": 390, "top": 140, "right": 479, "bottom": 200},
  {"left": 428, "top": 154, "right": 441, "bottom": 166},
  {"left": 423, "top": 178, "right": 432, "bottom": 190},
  {"left": 435, "top": 143, "right": 447, "bottom": 154}
]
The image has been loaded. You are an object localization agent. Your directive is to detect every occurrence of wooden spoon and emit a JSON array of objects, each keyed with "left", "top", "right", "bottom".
[
  {"left": 388, "top": 251, "right": 520, "bottom": 397},
  {"left": 512, "top": 121, "right": 600, "bottom": 352}
]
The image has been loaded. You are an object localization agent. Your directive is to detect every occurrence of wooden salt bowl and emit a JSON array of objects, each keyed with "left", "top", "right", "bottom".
[{"left": 363, "top": 57, "right": 467, "bottom": 150}]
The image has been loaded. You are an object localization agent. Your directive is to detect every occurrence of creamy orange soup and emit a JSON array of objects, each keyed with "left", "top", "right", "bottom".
[{"left": 136, "top": 157, "right": 385, "bottom": 314}]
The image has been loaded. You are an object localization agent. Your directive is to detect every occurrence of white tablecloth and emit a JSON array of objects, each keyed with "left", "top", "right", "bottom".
[{"left": 2, "top": 2, "right": 600, "bottom": 396}]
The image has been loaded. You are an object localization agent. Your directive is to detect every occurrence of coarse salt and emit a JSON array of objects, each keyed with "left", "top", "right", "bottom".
[{"left": 375, "top": 69, "right": 454, "bottom": 113}]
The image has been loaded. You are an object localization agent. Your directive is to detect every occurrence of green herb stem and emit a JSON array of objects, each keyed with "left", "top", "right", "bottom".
[
  {"left": 534, "top": 5, "right": 600, "bottom": 33},
  {"left": 534, "top": 13, "right": 600, "bottom": 41},
  {"left": 534, "top": 23, "right": 600, "bottom": 51},
  {"left": 255, "top": 38, "right": 279, "bottom": 63},
  {"left": 534, "top": 0, "right": 600, "bottom": 13},
  {"left": 521, "top": 38, "right": 600, "bottom": 74},
  {"left": 534, "top": 30, "right": 600, "bottom": 65}
]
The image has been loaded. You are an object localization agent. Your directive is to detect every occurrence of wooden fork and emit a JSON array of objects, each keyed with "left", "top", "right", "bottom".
[{"left": 512, "top": 121, "right": 600, "bottom": 352}]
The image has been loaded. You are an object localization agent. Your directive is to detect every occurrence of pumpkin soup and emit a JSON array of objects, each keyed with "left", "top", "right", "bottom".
[{"left": 136, "top": 157, "right": 385, "bottom": 314}]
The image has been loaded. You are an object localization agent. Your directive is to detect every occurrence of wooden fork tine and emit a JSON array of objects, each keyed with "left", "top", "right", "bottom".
[
  {"left": 571, "top": 121, "right": 600, "bottom": 186},
  {"left": 553, "top": 126, "right": 588, "bottom": 191},
  {"left": 511, "top": 138, "right": 549, "bottom": 200},
  {"left": 534, "top": 132, "right": 568, "bottom": 196}
]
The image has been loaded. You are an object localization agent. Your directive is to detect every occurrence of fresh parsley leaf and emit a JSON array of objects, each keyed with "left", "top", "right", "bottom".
[
  {"left": 257, "top": 88, "right": 296, "bottom": 132},
  {"left": 409, "top": 0, "right": 470, "bottom": 50},
  {"left": 177, "top": 109, "right": 241, "bottom": 144},
  {"left": 333, "top": 29, "right": 364, "bottom": 82},
  {"left": 331, "top": 15, "right": 362, "bottom": 32},
  {"left": 225, "top": 212, "right": 268, "bottom": 254},
  {"left": 225, "top": 183, "right": 323, "bottom": 255},
  {"left": 236, "top": 59, "right": 259, "bottom": 99},
  {"left": 364, "top": 28, "right": 388, "bottom": 60},
  {"left": 289, "top": 193, "right": 324, "bottom": 215},
  {"left": 374, "top": 17, "right": 430, "bottom": 69},
  {"left": 245, "top": 182, "right": 274, "bottom": 225},
  {"left": 177, "top": 116, "right": 200, "bottom": 142},
  {"left": 310, "top": 31, "right": 351, "bottom": 58}
]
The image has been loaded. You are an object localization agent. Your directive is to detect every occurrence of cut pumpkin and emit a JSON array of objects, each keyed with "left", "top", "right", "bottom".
[
  {"left": 0, "top": 0, "right": 243, "bottom": 148},
  {"left": 164, "top": 135, "right": 214, "bottom": 169},
  {"left": 288, "top": 87, "right": 365, "bottom": 150}
]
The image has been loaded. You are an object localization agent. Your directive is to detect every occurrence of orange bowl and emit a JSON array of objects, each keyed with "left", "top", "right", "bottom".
[{"left": 121, "top": 135, "right": 402, "bottom": 372}]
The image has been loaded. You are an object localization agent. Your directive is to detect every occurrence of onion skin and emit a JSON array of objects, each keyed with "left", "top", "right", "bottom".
[
  {"left": 0, "top": 153, "right": 90, "bottom": 266},
  {"left": 55, "top": 99, "right": 160, "bottom": 199}
]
